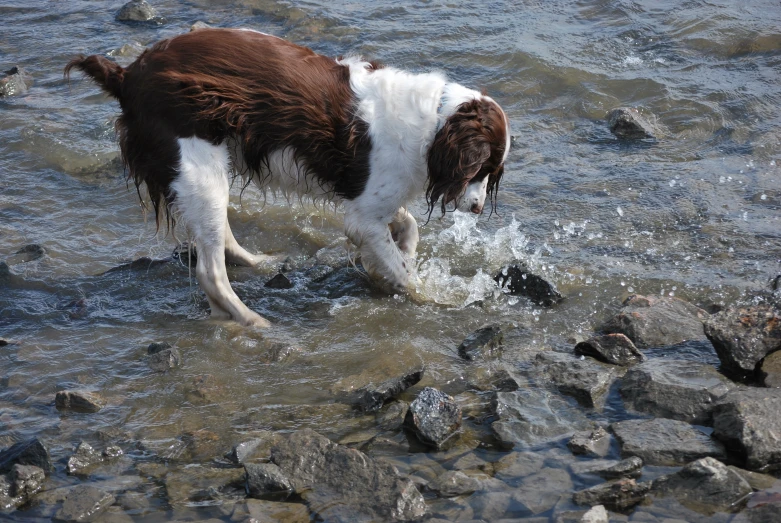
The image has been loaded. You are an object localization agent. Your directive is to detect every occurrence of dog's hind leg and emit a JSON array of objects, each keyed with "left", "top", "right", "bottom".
[{"left": 172, "top": 137, "right": 271, "bottom": 327}]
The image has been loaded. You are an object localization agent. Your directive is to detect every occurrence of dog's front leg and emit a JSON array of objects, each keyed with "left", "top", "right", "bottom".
[{"left": 389, "top": 207, "right": 419, "bottom": 258}]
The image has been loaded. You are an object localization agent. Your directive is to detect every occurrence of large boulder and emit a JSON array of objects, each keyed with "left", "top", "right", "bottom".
[
  {"left": 610, "top": 418, "right": 726, "bottom": 466},
  {"left": 533, "top": 351, "right": 624, "bottom": 409}
]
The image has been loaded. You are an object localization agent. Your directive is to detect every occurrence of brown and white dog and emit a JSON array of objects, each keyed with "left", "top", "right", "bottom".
[{"left": 66, "top": 28, "right": 510, "bottom": 327}]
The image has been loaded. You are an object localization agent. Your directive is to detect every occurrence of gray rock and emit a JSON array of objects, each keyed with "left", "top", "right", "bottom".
[
  {"left": 377, "top": 401, "right": 409, "bottom": 431},
  {"left": 147, "top": 341, "right": 171, "bottom": 354},
  {"left": 115, "top": 0, "right": 165, "bottom": 24},
  {"left": 0, "top": 438, "right": 53, "bottom": 474},
  {"left": 572, "top": 478, "right": 651, "bottom": 512},
  {"left": 534, "top": 352, "right": 624, "bottom": 408},
  {"left": 492, "top": 389, "right": 593, "bottom": 449},
  {"left": 428, "top": 470, "right": 481, "bottom": 498},
  {"left": 727, "top": 465, "right": 778, "bottom": 490},
  {"left": 467, "top": 367, "right": 523, "bottom": 392},
  {"left": 190, "top": 21, "right": 211, "bottom": 31},
  {"left": 610, "top": 418, "right": 726, "bottom": 466},
  {"left": 568, "top": 427, "right": 612, "bottom": 458},
  {"left": 600, "top": 294, "right": 708, "bottom": 348},
  {"left": 0, "top": 475, "right": 24, "bottom": 512},
  {"left": 67, "top": 441, "right": 103, "bottom": 475},
  {"left": 264, "top": 273, "right": 293, "bottom": 289},
  {"left": 495, "top": 263, "right": 564, "bottom": 306},
  {"left": 492, "top": 451, "right": 545, "bottom": 485},
  {"left": 457, "top": 325, "right": 503, "bottom": 361},
  {"left": 650, "top": 457, "right": 752, "bottom": 514},
  {"left": 241, "top": 498, "right": 310, "bottom": 522},
  {"left": 759, "top": 350, "right": 781, "bottom": 387},
  {"left": 6, "top": 244, "right": 45, "bottom": 264},
  {"left": 352, "top": 367, "right": 424, "bottom": 413},
  {"left": 55, "top": 390, "right": 105, "bottom": 413},
  {"left": 9, "top": 464, "right": 45, "bottom": 498},
  {"left": 404, "top": 387, "right": 462, "bottom": 448},
  {"left": 514, "top": 467, "right": 573, "bottom": 515},
  {"left": 162, "top": 465, "right": 245, "bottom": 505},
  {"left": 620, "top": 360, "right": 735, "bottom": 425},
  {"left": 732, "top": 502, "right": 781, "bottom": 523},
  {"left": 225, "top": 432, "right": 282, "bottom": 465},
  {"left": 711, "top": 387, "right": 781, "bottom": 471},
  {"left": 704, "top": 305, "right": 781, "bottom": 379},
  {"left": 0, "top": 67, "right": 33, "bottom": 97},
  {"left": 147, "top": 347, "right": 181, "bottom": 372},
  {"left": 245, "top": 463, "right": 293, "bottom": 499},
  {"left": 607, "top": 107, "right": 657, "bottom": 139},
  {"left": 269, "top": 429, "right": 427, "bottom": 521},
  {"left": 53, "top": 485, "right": 115, "bottom": 523},
  {"left": 574, "top": 333, "right": 645, "bottom": 366},
  {"left": 570, "top": 457, "right": 643, "bottom": 480},
  {"left": 102, "top": 446, "right": 123, "bottom": 459},
  {"left": 580, "top": 504, "right": 609, "bottom": 523}
]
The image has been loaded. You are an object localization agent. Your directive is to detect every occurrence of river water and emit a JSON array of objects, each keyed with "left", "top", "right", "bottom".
[{"left": 1, "top": 0, "right": 780, "bottom": 521}]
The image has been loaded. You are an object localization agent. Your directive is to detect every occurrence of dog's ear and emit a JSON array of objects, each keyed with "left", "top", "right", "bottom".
[{"left": 426, "top": 99, "right": 492, "bottom": 215}]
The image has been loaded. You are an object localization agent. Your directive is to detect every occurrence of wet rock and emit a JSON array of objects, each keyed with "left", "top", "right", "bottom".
[
  {"left": 495, "top": 263, "right": 564, "bottom": 306},
  {"left": 467, "top": 366, "right": 523, "bottom": 392},
  {"left": 147, "top": 344, "right": 181, "bottom": 372},
  {"left": 6, "top": 244, "right": 45, "bottom": 265},
  {"left": 711, "top": 387, "right": 781, "bottom": 471},
  {"left": 492, "top": 389, "right": 593, "bottom": 449},
  {"left": 514, "top": 467, "right": 574, "bottom": 515},
  {"left": 53, "top": 485, "right": 115, "bottom": 522},
  {"left": 457, "top": 325, "right": 503, "bottom": 361},
  {"left": 404, "top": 387, "right": 462, "bottom": 448},
  {"left": 600, "top": 294, "right": 708, "bottom": 348},
  {"left": 103, "top": 256, "right": 170, "bottom": 274},
  {"left": 732, "top": 501, "right": 781, "bottom": 523},
  {"left": 108, "top": 42, "right": 145, "bottom": 61},
  {"left": 163, "top": 465, "right": 245, "bottom": 505},
  {"left": 352, "top": 367, "right": 424, "bottom": 413},
  {"left": 727, "top": 465, "right": 777, "bottom": 490},
  {"left": 568, "top": 427, "right": 612, "bottom": 458},
  {"left": 240, "top": 498, "right": 310, "bottom": 522},
  {"left": 0, "top": 475, "right": 22, "bottom": 512},
  {"left": 428, "top": 470, "right": 481, "bottom": 498},
  {"left": 570, "top": 457, "right": 644, "bottom": 480},
  {"left": 534, "top": 352, "right": 624, "bottom": 409},
  {"left": 269, "top": 429, "right": 427, "bottom": 521},
  {"left": 493, "top": 451, "right": 545, "bottom": 485},
  {"left": 610, "top": 418, "right": 726, "bottom": 466},
  {"left": 264, "top": 273, "right": 293, "bottom": 289},
  {"left": 10, "top": 464, "right": 45, "bottom": 498},
  {"left": 147, "top": 341, "right": 171, "bottom": 354},
  {"left": 0, "top": 438, "right": 53, "bottom": 474},
  {"left": 650, "top": 457, "right": 751, "bottom": 514},
  {"left": 572, "top": 478, "right": 651, "bottom": 512},
  {"left": 102, "top": 446, "right": 123, "bottom": 459},
  {"left": 580, "top": 504, "right": 609, "bottom": 523},
  {"left": 115, "top": 0, "right": 165, "bottom": 24},
  {"left": 55, "top": 390, "right": 105, "bottom": 413},
  {"left": 245, "top": 463, "right": 293, "bottom": 499},
  {"left": 574, "top": 333, "right": 645, "bottom": 366},
  {"left": 704, "top": 305, "right": 781, "bottom": 379},
  {"left": 607, "top": 107, "right": 657, "bottom": 139},
  {"left": 620, "top": 360, "right": 735, "bottom": 425},
  {"left": 0, "top": 66, "right": 33, "bottom": 97},
  {"left": 377, "top": 401, "right": 409, "bottom": 431},
  {"left": 190, "top": 21, "right": 211, "bottom": 31},
  {"left": 225, "top": 431, "right": 282, "bottom": 465},
  {"left": 759, "top": 350, "right": 781, "bottom": 387},
  {"left": 66, "top": 441, "right": 103, "bottom": 475}
]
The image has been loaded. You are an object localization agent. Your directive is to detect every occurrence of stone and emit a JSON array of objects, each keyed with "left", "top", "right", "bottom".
[
  {"left": 428, "top": 470, "right": 481, "bottom": 498},
  {"left": 115, "top": 0, "right": 165, "bottom": 24},
  {"left": 492, "top": 389, "right": 593, "bottom": 449},
  {"left": 190, "top": 21, "right": 211, "bottom": 31},
  {"left": 377, "top": 401, "right": 409, "bottom": 431},
  {"left": 704, "top": 305, "right": 781, "bottom": 379},
  {"left": 650, "top": 457, "right": 752, "bottom": 514},
  {"left": 10, "top": 464, "right": 45, "bottom": 498},
  {"left": 610, "top": 418, "right": 726, "bottom": 466},
  {"left": 495, "top": 263, "right": 564, "bottom": 306},
  {"left": 147, "top": 347, "right": 181, "bottom": 372},
  {"left": 352, "top": 367, "right": 424, "bottom": 412},
  {"left": 534, "top": 352, "right": 623, "bottom": 408},
  {"left": 711, "top": 387, "right": 781, "bottom": 471},
  {"left": 727, "top": 465, "right": 778, "bottom": 490},
  {"left": 732, "top": 502, "right": 781, "bottom": 523},
  {"left": 574, "top": 333, "right": 645, "bottom": 366},
  {"left": 6, "top": 244, "right": 45, "bottom": 264},
  {"left": 607, "top": 107, "right": 657, "bottom": 139},
  {"left": 242, "top": 498, "right": 310, "bottom": 522},
  {"left": 264, "top": 273, "right": 293, "bottom": 289},
  {"left": 245, "top": 463, "right": 293, "bottom": 499},
  {"left": 493, "top": 451, "right": 545, "bottom": 485},
  {"left": 457, "top": 325, "right": 503, "bottom": 361},
  {"left": 225, "top": 431, "right": 282, "bottom": 465},
  {"left": 568, "top": 427, "right": 612, "bottom": 458},
  {"left": 0, "top": 438, "right": 53, "bottom": 474},
  {"left": 147, "top": 341, "right": 171, "bottom": 354},
  {"left": 53, "top": 485, "right": 115, "bottom": 522},
  {"left": 102, "top": 446, "right": 123, "bottom": 459},
  {"left": 581, "top": 505, "right": 609, "bottom": 523},
  {"left": 0, "top": 475, "right": 24, "bottom": 512},
  {"left": 620, "top": 360, "right": 735, "bottom": 425},
  {"left": 467, "top": 367, "right": 523, "bottom": 392},
  {"left": 570, "top": 457, "right": 643, "bottom": 480},
  {"left": 269, "top": 429, "right": 427, "bottom": 521},
  {"left": 514, "top": 467, "right": 573, "bottom": 515},
  {"left": 0, "top": 66, "right": 33, "bottom": 97},
  {"left": 759, "top": 350, "right": 781, "bottom": 387},
  {"left": 404, "top": 387, "right": 462, "bottom": 448},
  {"left": 600, "top": 294, "right": 708, "bottom": 349},
  {"left": 55, "top": 390, "right": 105, "bottom": 413},
  {"left": 572, "top": 478, "right": 651, "bottom": 512},
  {"left": 67, "top": 441, "right": 103, "bottom": 475},
  {"left": 163, "top": 466, "right": 245, "bottom": 505}
]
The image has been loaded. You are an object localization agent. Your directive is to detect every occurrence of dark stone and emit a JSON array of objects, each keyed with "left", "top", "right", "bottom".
[
  {"left": 0, "top": 438, "right": 53, "bottom": 474},
  {"left": 269, "top": 429, "right": 427, "bottom": 521},
  {"left": 457, "top": 325, "right": 503, "bottom": 361},
  {"left": 704, "top": 305, "right": 781, "bottom": 379},
  {"left": 245, "top": 463, "right": 293, "bottom": 499},
  {"left": 102, "top": 446, "right": 123, "bottom": 459},
  {"left": 650, "top": 457, "right": 752, "bottom": 514},
  {"left": 759, "top": 350, "right": 781, "bottom": 388},
  {"left": 620, "top": 359, "right": 735, "bottom": 425},
  {"left": 568, "top": 427, "right": 612, "bottom": 457},
  {"left": 534, "top": 351, "right": 624, "bottom": 409},
  {"left": 733, "top": 502, "right": 781, "bottom": 523},
  {"left": 572, "top": 478, "right": 651, "bottom": 512},
  {"left": 6, "top": 244, "right": 45, "bottom": 264},
  {"left": 115, "top": 0, "right": 165, "bottom": 24},
  {"left": 0, "top": 66, "right": 33, "bottom": 97},
  {"left": 574, "top": 333, "right": 645, "bottom": 366},
  {"left": 55, "top": 390, "right": 105, "bottom": 413},
  {"left": 225, "top": 432, "right": 282, "bottom": 465},
  {"left": 610, "top": 418, "right": 726, "bottom": 466},
  {"left": 9, "top": 464, "right": 45, "bottom": 498},
  {"left": 427, "top": 470, "right": 481, "bottom": 498},
  {"left": 147, "top": 341, "right": 171, "bottom": 354},
  {"left": 352, "top": 367, "right": 424, "bottom": 413},
  {"left": 607, "top": 107, "right": 657, "bottom": 139},
  {"left": 467, "top": 367, "right": 522, "bottom": 392},
  {"left": 148, "top": 347, "right": 181, "bottom": 372},
  {"left": 404, "top": 387, "right": 462, "bottom": 448},
  {"left": 495, "top": 263, "right": 563, "bottom": 306},
  {"left": 264, "top": 273, "right": 293, "bottom": 289},
  {"left": 67, "top": 442, "right": 103, "bottom": 475},
  {"left": 570, "top": 456, "right": 644, "bottom": 480},
  {"left": 711, "top": 387, "right": 781, "bottom": 471},
  {"left": 53, "top": 485, "right": 115, "bottom": 522},
  {"left": 103, "top": 256, "right": 170, "bottom": 274},
  {"left": 162, "top": 465, "right": 245, "bottom": 505},
  {"left": 376, "top": 401, "right": 409, "bottom": 431},
  {"left": 0, "top": 476, "right": 23, "bottom": 512},
  {"left": 600, "top": 294, "right": 708, "bottom": 348}
]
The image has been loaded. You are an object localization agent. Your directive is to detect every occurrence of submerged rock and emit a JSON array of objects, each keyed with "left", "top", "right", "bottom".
[
  {"left": 9, "top": 464, "right": 45, "bottom": 499},
  {"left": 607, "top": 107, "right": 657, "bottom": 139},
  {"left": 352, "top": 367, "right": 424, "bottom": 413},
  {"left": 404, "top": 387, "right": 462, "bottom": 448},
  {"left": 0, "top": 66, "right": 33, "bottom": 97},
  {"left": 568, "top": 427, "right": 612, "bottom": 458},
  {"left": 55, "top": 390, "right": 105, "bottom": 413},
  {"left": 610, "top": 418, "right": 726, "bottom": 466},
  {"left": 534, "top": 351, "right": 624, "bottom": 409},
  {"left": 457, "top": 325, "right": 503, "bottom": 361},
  {"left": 147, "top": 343, "right": 181, "bottom": 372},
  {"left": 0, "top": 438, "right": 53, "bottom": 474},
  {"left": 574, "top": 333, "right": 645, "bottom": 366},
  {"left": 572, "top": 478, "right": 651, "bottom": 512},
  {"left": 53, "top": 485, "right": 115, "bottom": 523},
  {"left": 495, "top": 263, "right": 563, "bottom": 306},
  {"left": 5, "top": 244, "right": 45, "bottom": 265},
  {"left": 428, "top": 470, "right": 481, "bottom": 498},
  {"left": 570, "top": 456, "right": 644, "bottom": 480},
  {"left": 225, "top": 431, "right": 283, "bottom": 465},
  {"left": 66, "top": 442, "right": 103, "bottom": 475},
  {"left": 376, "top": 401, "right": 409, "bottom": 431},
  {"left": 264, "top": 273, "right": 293, "bottom": 289},
  {"left": 115, "top": 0, "right": 165, "bottom": 24}
]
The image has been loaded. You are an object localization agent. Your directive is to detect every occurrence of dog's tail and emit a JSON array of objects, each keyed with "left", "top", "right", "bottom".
[{"left": 64, "top": 54, "right": 124, "bottom": 100}]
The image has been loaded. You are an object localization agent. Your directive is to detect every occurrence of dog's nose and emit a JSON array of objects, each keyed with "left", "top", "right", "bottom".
[{"left": 470, "top": 203, "right": 482, "bottom": 214}]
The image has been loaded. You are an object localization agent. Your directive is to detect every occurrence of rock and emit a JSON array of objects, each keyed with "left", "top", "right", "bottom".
[
  {"left": 727, "top": 465, "right": 778, "bottom": 490},
  {"left": 147, "top": 346, "right": 181, "bottom": 372},
  {"left": 6, "top": 244, "right": 45, "bottom": 265},
  {"left": 108, "top": 42, "right": 146, "bottom": 60},
  {"left": 492, "top": 389, "right": 593, "bottom": 449},
  {"left": 241, "top": 498, "right": 310, "bottom": 522},
  {"left": 115, "top": 0, "right": 165, "bottom": 24},
  {"left": 0, "top": 66, "right": 33, "bottom": 97},
  {"left": 467, "top": 367, "right": 523, "bottom": 392},
  {"left": 428, "top": 470, "right": 481, "bottom": 498},
  {"left": 0, "top": 438, "right": 53, "bottom": 474},
  {"left": 9, "top": 464, "right": 45, "bottom": 498},
  {"left": 495, "top": 263, "right": 564, "bottom": 306},
  {"left": 570, "top": 457, "right": 644, "bottom": 480},
  {"left": 607, "top": 107, "right": 657, "bottom": 139},
  {"left": 245, "top": 463, "right": 293, "bottom": 499},
  {"left": 572, "top": 478, "right": 651, "bottom": 512},
  {"left": 225, "top": 432, "right": 282, "bottom": 465},
  {"left": 534, "top": 352, "right": 624, "bottom": 409},
  {"left": 103, "top": 257, "right": 170, "bottom": 274},
  {"left": 650, "top": 457, "right": 752, "bottom": 514},
  {"left": 147, "top": 341, "right": 171, "bottom": 354},
  {"left": 759, "top": 350, "right": 781, "bottom": 387},
  {"left": 269, "top": 429, "right": 427, "bottom": 521},
  {"left": 352, "top": 367, "right": 424, "bottom": 413},
  {"left": 610, "top": 418, "right": 726, "bottom": 466},
  {"left": 581, "top": 504, "right": 609, "bottom": 523},
  {"left": 55, "top": 390, "right": 105, "bottom": 413},
  {"left": 0, "top": 475, "right": 24, "bottom": 512},
  {"left": 264, "top": 273, "right": 293, "bottom": 289},
  {"left": 492, "top": 451, "right": 545, "bottom": 485},
  {"left": 163, "top": 465, "right": 245, "bottom": 505},
  {"left": 574, "top": 333, "right": 645, "bottom": 366},
  {"left": 732, "top": 502, "right": 781, "bottom": 523},
  {"left": 514, "top": 467, "right": 574, "bottom": 515},
  {"left": 568, "top": 427, "right": 612, "bottom": 458},
  {"left": 376, "top": 401, "right": 409, "bottom": 431},
  {"left": 404, "top": 387, "right": 462, "bottom": 448},
  {"left": 102, "top": 446, "right": 123, "bottom": 459},
  {"left": 67, "top": 441, "right": 103, "bottom": 475},
  {"left": 600, "top": 294, "right": 708, "bottom": 348},
  {"left": 620, "top": 360, "right": 735, "bottom": 425},
  {"left": 457, "top": 325, "right": 503, "bottom": 361},
  {"left": 704, "top": 305, "right": 781, "bottom": 379},
  {"left": 711, "top": 387, "right": 781, "bottom": 471},
  {"left": 53, "top": 485, "right": 115, "bottom": 523},
  {"left": 190, "top": 21, "right": 211, "bottom": 31}
]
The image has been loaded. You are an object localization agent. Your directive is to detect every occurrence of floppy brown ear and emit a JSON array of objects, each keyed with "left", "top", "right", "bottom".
[{"left": 426, "top": 100, "right": 491, "bottom": 215}]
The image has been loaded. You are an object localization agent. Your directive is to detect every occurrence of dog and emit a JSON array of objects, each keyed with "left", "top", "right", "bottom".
[{"left": 66, "top": 28, "right": 510, "bottom": 327}]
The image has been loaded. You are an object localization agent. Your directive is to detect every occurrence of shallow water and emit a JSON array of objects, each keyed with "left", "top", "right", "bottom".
[{"left": 1, "top": 0, "right": 780, "bottom": 521}]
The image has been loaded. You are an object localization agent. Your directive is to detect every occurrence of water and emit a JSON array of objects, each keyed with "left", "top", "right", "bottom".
[{"left": 1, "top": 0, "right": 780, "bottom": 520}]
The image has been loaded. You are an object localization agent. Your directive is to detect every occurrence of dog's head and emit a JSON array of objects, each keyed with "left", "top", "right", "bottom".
[{"left": 426, "top": 90, "right": 509, "bottom": 216}]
